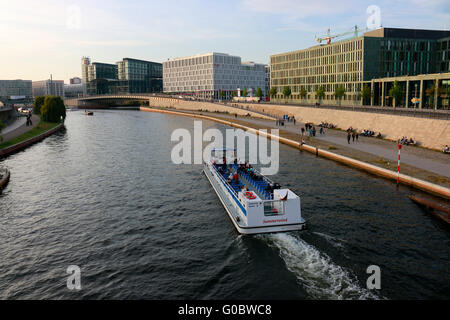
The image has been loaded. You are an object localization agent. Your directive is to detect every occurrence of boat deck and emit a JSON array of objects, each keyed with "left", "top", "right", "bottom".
[{"left": 213, "top": 163, "right": 274, "bottom": 201}]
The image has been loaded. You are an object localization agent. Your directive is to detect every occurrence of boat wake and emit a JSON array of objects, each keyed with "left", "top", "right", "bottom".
[{"left": 260, "top": 232, "right": 380, "bottom": 300}]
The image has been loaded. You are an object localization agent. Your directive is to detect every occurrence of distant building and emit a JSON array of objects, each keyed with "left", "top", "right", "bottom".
[
  {"left": 81, "top": 57, "right": 91, "bottom": 95},
  {"left": 86, "top": 62, "right": 119, "bottom": 95},
  {"left": 436, "top": 37, "right": 450, "bottom": 73},
  {"left": 116, "top": 58, "right": 162, "bottom": 94},
  {"left": 81, "top": 57, "right": 162, "bottom": 95},
  {"left": 32, "top": 79, "right": 64, "bottom": 98},
  {"left": 64, "top": 83, "right": 84, "bottom": 98},
  {"left": 265, "top": 65, "right": 270, "bottom": 97},
  {"left": 0, "top": 80, "right": 33, "bottom": 104},
  {"left": 163, "top": 52, "right": 267, "bottom": 100},
  {"left": 270, "top": 27, "right": 450, "bottom": 109},
  {"left": 70, "top": 77, "right": 82, "bottom": 85}
]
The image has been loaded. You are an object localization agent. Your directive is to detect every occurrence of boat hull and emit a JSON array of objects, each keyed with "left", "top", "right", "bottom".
[{"left": 203, "top": 166, "right": 306, "bottom": 235}]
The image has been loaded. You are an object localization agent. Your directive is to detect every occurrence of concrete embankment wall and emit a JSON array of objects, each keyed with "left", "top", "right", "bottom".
[
  {"left": 236, "top": 103, "right": 450, "bottom": 151},
  {"left": 148, "top": 97, "right": 274, "bottom": 120},
  {"left": 141, "top": 107, "right": 450, "bottom": 199}
]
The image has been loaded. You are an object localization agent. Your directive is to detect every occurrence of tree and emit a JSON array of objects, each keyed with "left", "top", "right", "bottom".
[
  {"left": 315, "top": 86, "right": 325, "bottom": 103},
  {"left": 255, "top": 87, "right": 263, "bottom": 99},
  {"left": 41, "top": 96, "right": 66, "bottom": 123},
  {"left": 360, "top": 84, "right": 372, "bottom": 105},
  {"left": 231, "top": 91, "right": 236, "bottom": 99},
  {"left": 300, "top": 87, "right": 307, "bottom": 100},
  {"left": 389, "top": 81, "right": 402, "bottom": 108},
  {"left": 282, "top": 86, "right": 291, "bottom": 102},
  {"left": 269, "top": 87, "right": 277, "bottom": 99},
  {"left": 242, "top": 88, "right": 248, "bottom": 97},
  {"left": 334, "top": 85, "right": 346, "bottom": 105},
  {"left": 219, "top": 90, "right": 226, "bottom": 100},
  {"left": 33, "top": 96, "right": 45, "bottom": 115},
  {"left": 425, "top": 83, "right": 445, "bottom": 107}
]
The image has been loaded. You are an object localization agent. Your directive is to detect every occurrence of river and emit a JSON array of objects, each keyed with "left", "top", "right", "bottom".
[{"left": 0, "top": 110, "right": 448, "bottom": 299}]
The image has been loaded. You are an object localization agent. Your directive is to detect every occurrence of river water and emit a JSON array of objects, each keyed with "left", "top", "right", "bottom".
[{"left": 0, "top": 110, "right": 448, "bottom": 300}]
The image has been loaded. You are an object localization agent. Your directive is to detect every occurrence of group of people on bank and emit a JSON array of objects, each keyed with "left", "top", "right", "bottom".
[{"left": 399, "top": 136, "right": 417, "bottom": 146}]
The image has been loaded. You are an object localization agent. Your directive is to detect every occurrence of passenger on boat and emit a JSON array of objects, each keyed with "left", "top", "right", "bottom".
[{"left": 233, "top": 173, "right": 239, "bottom": 183}]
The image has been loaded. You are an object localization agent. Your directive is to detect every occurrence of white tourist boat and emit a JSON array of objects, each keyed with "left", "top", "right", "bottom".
[{"left": 203, "top": 149, "right": 306, "bottom": 234}]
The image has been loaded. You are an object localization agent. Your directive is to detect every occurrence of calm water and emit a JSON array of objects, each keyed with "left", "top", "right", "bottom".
[{"left": 0, "top": 110, "right": 449, "bottom": 300}]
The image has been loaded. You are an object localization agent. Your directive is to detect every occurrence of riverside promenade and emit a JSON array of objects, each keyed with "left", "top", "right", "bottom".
[
  {"left": 155, "top": 107, "right": 450, "bottom": 188},
  {"left": 1, "top": 115, "right": 40, "bottom": 142}
]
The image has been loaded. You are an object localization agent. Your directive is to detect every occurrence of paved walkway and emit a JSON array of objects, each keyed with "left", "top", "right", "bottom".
[
  {"left": 184, "top": 110, "right": 450, "bottom": 178},
  {"left": 1, "top": 115, "right": 40, "bottom": 143},
  {"left": 1, "top": 117, "right": 27, "bottom": 135}
]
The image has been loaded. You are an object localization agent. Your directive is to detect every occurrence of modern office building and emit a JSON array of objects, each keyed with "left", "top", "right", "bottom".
[
  {"left": 64, "top": 83, "right": 84, "bottom": 98},
  {"left": 116, "top": 58, "right": 162, "bottom": 93},
  {"left": 270, "top": 27, "right": 450, "bottom": 109},
  {"left": 86, "top": 62, "right": 119, "bottom": 95},
  {"left": 81, "top": 57, "right": 91, "bottom": 95},
  {"left": 265, "top": 65, "right": 270, "bottom": 97},
  {"left": 0, "top": 80, "right": 33, "bottom": 104},
  {"left": 32, "top": 79, "right": 65, "bottom": 98},
  {"left": 70, "top": 77, "right": 82, "bottom": 85},
  {"left": 81, "top": 57, "right": 162, "bottom": 95},
  {"left": 436, "top": 37, "right": 450, "bottom": 73},
  {"left": 163, "top": 52, "right": 266, "bottom": 99}
]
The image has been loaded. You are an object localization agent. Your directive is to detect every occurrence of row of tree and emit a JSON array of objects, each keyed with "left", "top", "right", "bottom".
[
  {"left": 33, "top": 96, "right": 66, "bottom": 123},
  {"left": 269, "top": 85, "right": 372, "bottom": 105},
  {"left": 219, "top": 88, "right": 265, "bottom": 99},
  {"left": 269, "top": 82, "right": 450, "bottom": 107}
]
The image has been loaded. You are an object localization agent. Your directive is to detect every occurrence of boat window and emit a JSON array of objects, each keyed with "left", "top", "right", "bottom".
[{"left": 264, "top": 200, "right": 285, "bottom": 216}]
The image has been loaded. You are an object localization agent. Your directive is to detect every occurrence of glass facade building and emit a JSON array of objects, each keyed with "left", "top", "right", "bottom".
[
  {"left": 32, "top": 80, "right": 65, "bottom": 98},
  {"left": 81, "top": 57, "right": 162, "bottom": 95},
  {"left": 0, "top": 80, "right": 33, "bottom": 104},
  {"left": 116, "top": 58, "right": 162, "bottom": 94},
  {"left": 270, "top": 27, "right": 450, "bottom": 107}
]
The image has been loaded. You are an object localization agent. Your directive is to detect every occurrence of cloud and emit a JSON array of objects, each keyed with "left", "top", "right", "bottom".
[{"left": 241, "top": 0, "right": 355, "bottom": 18}]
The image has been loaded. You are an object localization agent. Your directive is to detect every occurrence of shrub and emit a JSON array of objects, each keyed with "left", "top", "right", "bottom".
[
  {"left": 41, "top": 96, "right": 66, "bottom": 123},
  {"left": 33, "top": 96, "right": 45, "bottom": 115}
]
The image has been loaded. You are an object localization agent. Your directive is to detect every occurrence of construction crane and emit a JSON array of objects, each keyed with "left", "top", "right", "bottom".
[{"left": 315, "top": 25, "right": 369, "bottom": 45}]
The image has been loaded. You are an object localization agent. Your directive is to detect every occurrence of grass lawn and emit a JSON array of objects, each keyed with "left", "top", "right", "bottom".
[{"left": 0, "top": 120, "right": 61, "bottom": 149}]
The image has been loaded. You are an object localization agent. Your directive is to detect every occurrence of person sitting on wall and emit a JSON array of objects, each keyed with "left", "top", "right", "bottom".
[{"left": 443, "top": 145, "right": 450, "bottom": 154}]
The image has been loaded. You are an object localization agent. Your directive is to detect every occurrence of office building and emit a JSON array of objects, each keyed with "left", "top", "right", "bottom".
[
  {"left": 64, "top": 83, "right": 84, "bottom": 98},
  {"left": 81, "top": 57, "right": 162, "bottom": 95},
  {"left": 70, "top": 77, "right": 82, "bottom": 85},
  {"left": 163, "top": 52, "right": 266, "bottom": 99},
  {"left": 0, "top": 80, "right": 33, "bottom": 104},
  {"left": 116, "top": 58, "right": 162, "bottom": 93},
  {"left": 32, "top": 79, "right": 65, "bottom": 98},
  {"left": 270, "top": 27, "right": 450, "bottom": 109}
]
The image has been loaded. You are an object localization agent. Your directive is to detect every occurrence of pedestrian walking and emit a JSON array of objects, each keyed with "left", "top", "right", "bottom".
[
  {"left": 356, "top": 133, "right": 359, "bottom": 142},
  {"left": 301, "top": 127, "right": 305, "bottom": 136},
  {"left": 347, "top": 132, "right": 351, "bottom": 144},
  {"left": 352, "top": 132, "right": 356, "bottom": 142}
]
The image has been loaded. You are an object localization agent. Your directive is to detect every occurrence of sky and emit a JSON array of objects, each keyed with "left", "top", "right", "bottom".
[{"left": 0, "top": 0, "right": 449, "bottom": 83}]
